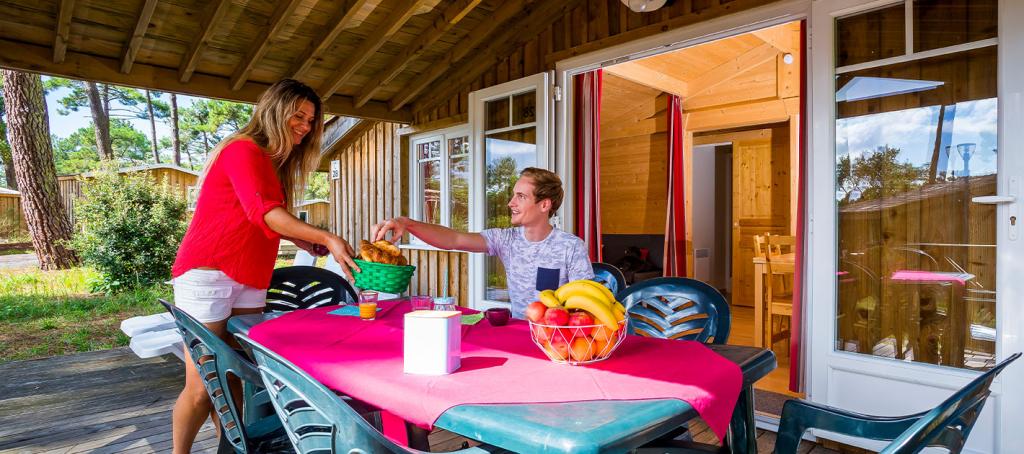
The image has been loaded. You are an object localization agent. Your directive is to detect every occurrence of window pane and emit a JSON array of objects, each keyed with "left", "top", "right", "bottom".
[
  {"left": 449, "top": 135, "right": 469, "bottom": 156},
  {"left": 417, "top": 140, "right": 440, "bottom": 160},
  {"left": 512, "top": 92, "right": 536, "bottom": 125},
  {"left": 914, "top": 0, "right": 996, "bottom": 52},
  {"left": 835, "top": 48, "right": 997, "bottom": 370},
  {"left": 484, "top": 126, "right": 536, "bottom": 301},
  {"left": 449, "top": 143, "right": 469, "bottom": 232},
  {"left": 836, "top": 3, "right": 905, "bottom": 67},
  {"left": 420, "top": 160, "right": 441, "bottom": 225},
  {"left": 485, "top": 98, "right": 510, "bottom": 131}
]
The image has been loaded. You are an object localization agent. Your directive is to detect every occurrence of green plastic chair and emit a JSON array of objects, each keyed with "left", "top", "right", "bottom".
[
  {"left": 774, "top": 352, "right": 1020, "bottom": 454},
  {"left": 619, "top": 277, "right": 730, "bottom": 344},
  {"left": 159, "top": 300, "right": 289, "bottom": 453},
  {"left": 235, "top": 333, "right": 507, "bottom": 453}
]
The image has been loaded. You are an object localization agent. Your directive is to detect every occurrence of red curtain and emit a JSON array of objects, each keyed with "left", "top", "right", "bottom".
[
  {"left": 574, "top": 70, "right": 603, "bottom": 262},
  {"left": 790, "top": 20, "right": 807, "bottom": 393},
  {"left": 663, "top": 95, "right": 686, "bottom": 277}
]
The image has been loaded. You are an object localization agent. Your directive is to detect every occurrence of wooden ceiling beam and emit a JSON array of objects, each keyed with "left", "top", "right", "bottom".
[
  {"left": 353, "top": 0, "right": 482, "bottom": 108},
  {"left": 53, "top": 0, "right": 75, "bottom": 64},
  {"left": 387, "top": 0, "right": 532, "bottom": 112},
  {"left": 229, "top": 0, "right": 304, "bottom": 90},
  {"left": 0, "top": 37, "right": 412, "bottom": 123},
  {"left": 686, "top": 97, "right": 790, "bottom": 132},
  {"left": 177, "top": 0, "right": 232, "bottom": 83},
  {"left": 604, "top": 62, "right": 688, "bottom": 97},
  {"left": 686, "top": 43, "right": 778, "bottom": 98},
  {"left": 120, "top": 0, "right": 159, "bottom": 74},
  {"left": 413, "top": 0, "right": 583, "bottom": 114},
  {"left": 288, "top": 0, "right": 373, "bottom": 82},
  {"left": 752, "top": 25, "right": 799, "bottom": 55},
  {"left": 320, "top": 0, "right": 429, "bottom": 101}
]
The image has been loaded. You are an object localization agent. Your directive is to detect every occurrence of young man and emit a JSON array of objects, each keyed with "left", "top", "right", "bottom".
[{"left": 372, "top": 167, "right": 593, "bottom": 318}]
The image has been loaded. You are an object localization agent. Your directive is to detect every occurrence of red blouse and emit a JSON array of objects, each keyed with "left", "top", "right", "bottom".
[{"left": 172, "top": 139, "right": 285, "bottom": 289}]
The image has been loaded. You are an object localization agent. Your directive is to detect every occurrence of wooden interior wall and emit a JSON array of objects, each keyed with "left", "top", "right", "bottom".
[
  {"left": 329, "top": 122, "right": 470, "bottom": 306},
  {"left": 412, "top": 0, "right": 779, "bottom": 123},
  {"left": 599, "top": 74, "right": 667, "bottom": 235},
  {"left": 0, "top": 194, "right": 26, "bottom": 234}
]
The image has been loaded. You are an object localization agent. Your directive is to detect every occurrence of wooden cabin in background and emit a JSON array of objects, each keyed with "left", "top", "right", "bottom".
[
  {"left": 0, "top": 187, "right": 26, "bottom": 238},
  {"left": 57, "top": 164, "right": 199, "bottom": 226},
  {"left": 294, "top": 199, "right": 332, "bottom": 230}
]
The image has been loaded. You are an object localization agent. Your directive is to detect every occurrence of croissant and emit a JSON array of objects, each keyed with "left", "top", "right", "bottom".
[
  {"left": 374, "top": 240, "right": 401, "bottom": 257},
  {"left": 358, "top": 239, "right": 407, "bottom": 265}
]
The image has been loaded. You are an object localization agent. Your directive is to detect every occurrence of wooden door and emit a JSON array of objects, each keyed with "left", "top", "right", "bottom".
[{"left": 731, "top": 130, "right": 789, "bottom": 307}]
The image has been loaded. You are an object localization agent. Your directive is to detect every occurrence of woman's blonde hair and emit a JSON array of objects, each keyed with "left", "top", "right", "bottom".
[{"left": 199, "top": 79, "right": 324, "bottom": 207}]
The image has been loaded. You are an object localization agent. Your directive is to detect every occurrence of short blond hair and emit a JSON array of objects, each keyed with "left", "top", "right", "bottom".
[{"left": 520, "top": 167, "right": 563, "bottom": 218}]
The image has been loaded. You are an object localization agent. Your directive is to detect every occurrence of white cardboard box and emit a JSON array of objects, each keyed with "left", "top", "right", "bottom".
[{"left": 403, "top": 310, "right": 461, "bottom": 375}]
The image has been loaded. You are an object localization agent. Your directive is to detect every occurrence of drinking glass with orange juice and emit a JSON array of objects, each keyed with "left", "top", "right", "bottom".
[{"left": 359, "top": 290, "right": 378, "bottom": 320}]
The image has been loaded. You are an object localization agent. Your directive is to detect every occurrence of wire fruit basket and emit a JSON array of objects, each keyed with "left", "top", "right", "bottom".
[{"left": 528, "top": 318, "right": 628, "bottom": 365}]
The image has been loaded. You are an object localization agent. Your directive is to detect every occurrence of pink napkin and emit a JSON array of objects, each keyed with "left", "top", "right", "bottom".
[{"left": 249, "top": 302, "right": 743, "bottom": 441}]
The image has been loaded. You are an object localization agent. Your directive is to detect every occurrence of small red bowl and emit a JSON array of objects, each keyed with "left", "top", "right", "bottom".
[{"left": 484, "top": 308, "right": 511, "bottom": 326}]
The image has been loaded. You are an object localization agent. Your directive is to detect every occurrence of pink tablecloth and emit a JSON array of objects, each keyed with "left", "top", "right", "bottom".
[{"left": 248, "top": 301, "right": 743, "bottom": 440}]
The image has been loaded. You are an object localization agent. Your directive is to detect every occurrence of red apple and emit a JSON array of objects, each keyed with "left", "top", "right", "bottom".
[
  {"left": 543, "top": 307, "right": 570, "bottom": 326},
  {"left": 568, "top": 311, "right": 595, "bottom": 327},
  {"left": 525, "top": 301, "right": 548, "bottom": 323}
]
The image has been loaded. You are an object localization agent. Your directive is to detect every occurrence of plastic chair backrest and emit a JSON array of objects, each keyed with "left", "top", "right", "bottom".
[
  {"left": 619, "top": 277, "right": 730, "bottom": 344},
  {"left": 159, "top": 300, "right": 266, "bottom": 453},
  {"left": 267, "top": 265, "right": 357, "bottom": 312},
  {"left": 592, "top": 262, "right": 627, "bottom": 297},
  {"left": 293, "top": 249, "right": 316, "bottom": 266},
  {"left": 237, "top": 333, "right": 486, "bottom": 454},
  {"left": 881, "top": 353, "right": 1020, "bottom": 453}
]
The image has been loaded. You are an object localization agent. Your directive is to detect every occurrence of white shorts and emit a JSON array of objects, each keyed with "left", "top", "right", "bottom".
[{"left": 172, "top": 269, "right": 267, "bottom": 323}]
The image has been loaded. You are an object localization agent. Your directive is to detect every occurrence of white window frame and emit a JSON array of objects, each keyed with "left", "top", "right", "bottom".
[
  {"left": 408, "top": 125, "right": 471, "bottom": 246},
  {"left": 297, "top": 210, "right": 309, "bottom": 222},
  {"left": 468, "top": 73, "right": 551, "bottom": 311}
]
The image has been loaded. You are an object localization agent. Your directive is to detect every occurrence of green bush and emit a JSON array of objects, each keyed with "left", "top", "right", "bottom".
[{"left": 71, "top": 168, "right": 188, "bottom": 293}]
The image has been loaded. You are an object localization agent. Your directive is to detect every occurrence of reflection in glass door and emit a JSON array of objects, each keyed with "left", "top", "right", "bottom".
[
  {"left": 834, "top": 0, "right": 998, "bottom": 370},
  {"left": 483, "top": 91, "right": 538, "bottom": 301}
]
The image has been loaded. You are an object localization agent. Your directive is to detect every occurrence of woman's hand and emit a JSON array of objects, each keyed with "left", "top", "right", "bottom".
[
  {"left": 371, "top": 217, "right": 408, "bottom": 243},
  {"left": 324, "top": 235, "right": 359, "bottom": 282}
]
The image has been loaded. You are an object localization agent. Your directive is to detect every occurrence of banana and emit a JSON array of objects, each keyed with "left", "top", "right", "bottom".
[
  {"left": 611, "top": 303, "right": 626, "bottom": 323},
  {"left": 555, "top": 281, "right": 613, "bottom": 307},
  {"left": 564, "top": 294, "right": 619, "bottom": 332},
  {"left": 576, "top": 279, "right": 617, "bottom": 306},
  {"left": 538, "top": 289, "right": 562, "bottom": 308}
]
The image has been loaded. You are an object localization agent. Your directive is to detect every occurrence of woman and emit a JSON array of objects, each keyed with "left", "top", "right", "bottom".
[{"left": 169, "top": 79, "right": 358, "bottom": 453}]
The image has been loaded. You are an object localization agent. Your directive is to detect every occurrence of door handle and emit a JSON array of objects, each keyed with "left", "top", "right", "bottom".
[{"left": 972, "top": 195, "right": 1016, "bottom": 204}]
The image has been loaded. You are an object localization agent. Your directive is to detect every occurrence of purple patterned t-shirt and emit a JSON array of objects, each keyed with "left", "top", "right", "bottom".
[{"left": 480, "top": 226, "right": 594, "bottom": 318}]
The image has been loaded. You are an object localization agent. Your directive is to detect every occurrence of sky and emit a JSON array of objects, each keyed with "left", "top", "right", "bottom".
[
  {"left": 43, "top": 78, "right": 206, "bottom": 144},
  {"left": 836, "top": 97, "right": 998, "bottom": 201}
]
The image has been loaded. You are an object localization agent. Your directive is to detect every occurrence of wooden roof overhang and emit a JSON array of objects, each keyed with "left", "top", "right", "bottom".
[{"left": 0, "top": 0, "right": 562, "bottom": 123}]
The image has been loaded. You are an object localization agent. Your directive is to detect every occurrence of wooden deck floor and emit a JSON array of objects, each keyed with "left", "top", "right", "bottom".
[{"left": 0, "top": 348, "right": 836, "bottom": 454}]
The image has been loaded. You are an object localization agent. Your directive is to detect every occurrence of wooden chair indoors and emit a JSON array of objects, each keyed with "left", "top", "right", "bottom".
[{"left": 764, "top": 234, "right": 796, "bottom": 352}]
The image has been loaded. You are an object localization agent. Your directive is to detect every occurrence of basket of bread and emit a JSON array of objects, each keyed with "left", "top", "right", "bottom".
[{"left": 352, "top": 240, "right": 416, "bottom": 293}]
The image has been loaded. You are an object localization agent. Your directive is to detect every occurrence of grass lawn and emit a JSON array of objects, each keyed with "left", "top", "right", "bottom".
[
  {"left": 0, "top": 266, "right": 172, "bottom": 363},
  {"left": 0, "top": 259, "right": 300, "bottom": 364}
]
